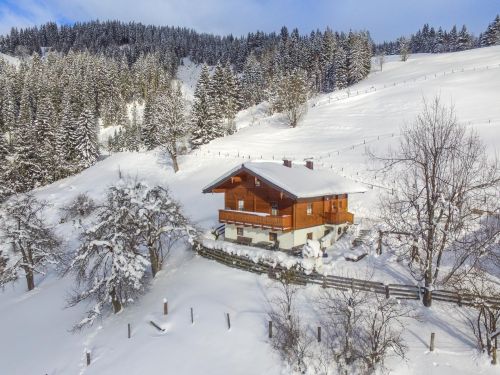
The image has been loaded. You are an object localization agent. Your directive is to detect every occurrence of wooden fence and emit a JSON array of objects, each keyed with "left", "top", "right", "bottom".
[{"left": 196, "top": 244, "right": 500, "bottom": 308}]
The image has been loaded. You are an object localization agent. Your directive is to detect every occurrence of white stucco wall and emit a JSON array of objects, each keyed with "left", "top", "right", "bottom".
[{"left": 224, "top": 223, "right": 349, "bottom": 250}]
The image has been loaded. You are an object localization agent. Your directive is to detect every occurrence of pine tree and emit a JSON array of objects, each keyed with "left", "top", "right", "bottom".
[
  {"left": 35, "top": 94, "right": 57, "bottom": 183},
  {"left": 75, "top": 106, "right": 99, "bottom": 168},
  {"left": 240, "top": 53, "right": 265, "bottom": 107},
  {"left": 481, "top": 15, "right": 500, "bottom": 47},
  {"left": 334, "top": 44, "right": 348, "bottom": 90},
  {"left": 191, "top": 65, "right": 222, "bottom": 146},
  {"left": 457, "top": 25, "right": 472, "bottom": 51}
]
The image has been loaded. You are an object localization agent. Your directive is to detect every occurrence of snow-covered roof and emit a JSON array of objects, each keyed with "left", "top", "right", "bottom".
[{"left": 202, "top": 161, "right": 366, "bottom": 199}]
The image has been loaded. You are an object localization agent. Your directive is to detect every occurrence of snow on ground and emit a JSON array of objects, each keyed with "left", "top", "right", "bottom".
[{"left": 2, "top": 46, "right": 500, "bottom": 375}]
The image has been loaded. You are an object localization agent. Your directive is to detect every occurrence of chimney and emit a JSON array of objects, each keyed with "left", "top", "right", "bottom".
[
  {"left": 283, "top": 159, "right": 292, "bottom": 168},
  {"left": 306, "top": 160, "right": 314, "bottom": 170}
]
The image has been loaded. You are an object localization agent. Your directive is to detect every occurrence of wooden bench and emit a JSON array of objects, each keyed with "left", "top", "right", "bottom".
[{"left": 236, "top": 236, "right": 253, "bottom": 246}]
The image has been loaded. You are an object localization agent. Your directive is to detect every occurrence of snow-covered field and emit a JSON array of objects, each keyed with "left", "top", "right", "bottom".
[{"left": 1, "top": 46, "right": 500, "bottom": 375}]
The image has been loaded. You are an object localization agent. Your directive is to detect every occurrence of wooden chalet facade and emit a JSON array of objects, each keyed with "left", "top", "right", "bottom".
[{"left": 203, "top": 160, "right": 365, "bottom": 250}]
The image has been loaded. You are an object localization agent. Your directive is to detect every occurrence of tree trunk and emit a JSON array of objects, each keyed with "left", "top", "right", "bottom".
[
  {"left": 171, "top": 155, "right": 179, "bottom": 173},
  {"left": 423, "top": 276, "right": 432, "bottom": 307},
  {"left": 25, "top": 269, "right": 35, "bottom": 291},
  {"left": 110, "top": 288, "right": 122, "bottom": 313},
  {"left": 149, "top": 246, "right": 159, "bottom": 278}
]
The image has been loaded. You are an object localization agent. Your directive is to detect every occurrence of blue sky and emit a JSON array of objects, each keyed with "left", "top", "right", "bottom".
[{"left": 0, "top": 0, "right": 498, "bottom": 42}]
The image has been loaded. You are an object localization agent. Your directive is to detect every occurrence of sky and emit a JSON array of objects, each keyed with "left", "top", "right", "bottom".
[{"left": 0, "top": 0, "right": 498, "bottom": 42}]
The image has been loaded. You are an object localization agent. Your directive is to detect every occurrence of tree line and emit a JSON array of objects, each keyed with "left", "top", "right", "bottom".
[{"left": 376, "top": 15, "right": 500, "bottom": 55}]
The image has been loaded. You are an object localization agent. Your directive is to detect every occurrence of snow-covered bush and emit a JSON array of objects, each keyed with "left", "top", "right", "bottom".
[
  {"left": 302, "top": 239, "right": 322, "bottom": 258},
  {"left": 61, "top": 193, "right": 96, "bottom": 221}
]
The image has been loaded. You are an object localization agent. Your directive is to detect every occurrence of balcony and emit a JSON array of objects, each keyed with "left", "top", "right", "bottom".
[
  {"left": 219, "top": 210, "right": 292, "bottom": 231},
  {"left": 325, "top": 211, "right": 354, "bottom": 225}
]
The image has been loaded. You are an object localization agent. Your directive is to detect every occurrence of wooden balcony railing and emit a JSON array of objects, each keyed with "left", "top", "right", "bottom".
[
  {"left": 325, "top": 211, "right": 354, "bottom": 225},
  {"left": 219, "top": 210, "right": 292, "bottom": 230}
]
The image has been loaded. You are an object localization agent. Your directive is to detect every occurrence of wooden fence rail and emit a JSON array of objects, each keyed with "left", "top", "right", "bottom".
[{"left": 196, "top": 244, "right": 500, "bottom": 308}]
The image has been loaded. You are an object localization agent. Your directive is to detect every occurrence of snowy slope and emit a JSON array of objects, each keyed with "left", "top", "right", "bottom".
[
  {"left": 1, "top": 46, "right": 500, "bottom": 375},
  {"left": 0, "top": 52, "right": 20, "bottom": 67}
]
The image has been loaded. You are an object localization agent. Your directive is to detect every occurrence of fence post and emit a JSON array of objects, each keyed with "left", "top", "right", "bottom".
[
  {"left": 430, "top": 332, "right": 435, "bottom": 352},
  {"left": 269, "top": 320, "right": 273, "bottom": 338},
  {"left": 191, "top": 307, "right": 194, "bottom": 324},
  {"left": 385, "top": 285, "right": 390, "bottom": 299},
  {"left": 226, "top": 313, "right": 231, "bottom": 330},
  {"left": 128, "top": 323, "right": 131, "bottom": 339},
  {"left": 86, "top": 352, "right": 91, "bottom": 366},
  {"left": 317, "top": 326, "right": 322, "bottom": 342},
  {"left": 163, "top": 299, "right": 168, "bottom": 315},
  {"left": 377, "top": 230, "right": 383, "bottom": 255},
  {"left": 493, "top": 338, "right": 498, "bottom": 365},
  {"left": 457, "top": 294, "right": 462, "bottom": 307}
]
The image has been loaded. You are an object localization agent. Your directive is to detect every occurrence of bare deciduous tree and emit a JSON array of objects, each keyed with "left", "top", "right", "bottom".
[
  {"left": 372, "top": 97, "right": 499, "bottom": 306},
  {"left": 0, "top": 194, "right": 62, "bottom": 291},
  {"left": 317, "top": 285, "right": 414, "bottom": 373},
  {"left": 267, "top": 269, "right": 313, "bottom": 373}
]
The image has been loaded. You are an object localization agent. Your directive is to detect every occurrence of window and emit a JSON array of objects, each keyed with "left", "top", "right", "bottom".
[
  {"left": 238, "top": 199, "right": 244, "bottom": 211},
  {"left": 324, "top": 229, "right": 331, "bottom": 237},
  {"left": 269, "top": 232, "right": 278, "bottom": 242},
  {"left": 307, "top": 232, "right": 313, "bottom": 240},
  {"left": 271, "top": 202, "right": 278, "bottom": 216},
  {"left": 237, "top": 227, "right": 244, "bottom": 236},
  {"left": 255, "top": 178, "right": 261, "bottom": 187},
  {"left": 306, "top": 203, "right": 313, "bottom": 215},
  {"left": 337, "top": 227, "right": 342, "bottom": 235}
]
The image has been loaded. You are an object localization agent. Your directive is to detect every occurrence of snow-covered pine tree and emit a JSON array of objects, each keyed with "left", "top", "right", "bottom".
[
  {"left": 222, "top": 63, "right": 241, "bottom": 133},
  {"left": 68, "top": 181, "right": 149, "bottom": 329},
  {"left": 457, "top": 25, "right": 473, "bottom": 51},
  {"left": 333, "top": 44, "right": 348, "bottom": 90},
  {"left": 35, "top": 94, "right": 58, "bottom": 184},
  {"left": 74, "top": 105, "right": 99, "bottom": 169},
  {"left": 142, "top": 93, "right": 159, "bottom": 150},
  {"left": 191, "top": 65, "right": 223, "bottom": 146},
  {"left": 241, "top": 53, "right": 265, "bottom": 106},
  {"left": 481, "top": 15, "right": 500, "bottom": 47},
  {"left": 0, "top": 194, "right": 62, "bottom": 291},
  {"left": 12, "top": 86, "right": 43, "bottom": 191}
]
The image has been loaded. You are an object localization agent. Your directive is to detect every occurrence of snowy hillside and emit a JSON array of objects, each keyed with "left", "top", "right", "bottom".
[
  {"left": 0, "top": 52, "right": 20, "bottom": 66},
  {"left": 1, "top": 46, "right": 500, "bottom": 375}
]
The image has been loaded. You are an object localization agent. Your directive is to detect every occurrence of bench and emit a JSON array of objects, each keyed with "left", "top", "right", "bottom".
[{"left": 236, "top": 236, "right": 253, "bottom": 246}]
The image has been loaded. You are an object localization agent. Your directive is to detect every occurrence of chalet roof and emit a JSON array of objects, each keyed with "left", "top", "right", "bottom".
[{"left": 202, "top": 161, "right": 367, "bottom": 200}]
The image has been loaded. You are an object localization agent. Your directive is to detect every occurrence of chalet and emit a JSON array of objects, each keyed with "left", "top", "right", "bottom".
[{"left": 202, "top": 160, "right": 365, "bottom": 250}]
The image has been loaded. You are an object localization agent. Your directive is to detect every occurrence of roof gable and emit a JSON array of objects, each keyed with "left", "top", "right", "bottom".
[{"left": 202, "top": 161, "right": 366, "bottom": 199}]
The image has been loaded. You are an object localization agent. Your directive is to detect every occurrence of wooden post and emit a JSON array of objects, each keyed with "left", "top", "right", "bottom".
[
  {"left": 430, "top": 332, "right": 435, "bottom": 352},
  {"left": 268, "top": 321, "right": 273, "bottom": 338},
  {"left": 226, "top": 313, "right": 231, "bottom": 330},
  {"left": 191, "top": 307, "right": 194, "bottom": 324},
  {"left": 317, "top": 326, "right": 322, "bottom": 342},
  {"left": 163, "top": 299, "right": 168, "bottom": 315},
  {"left": 385, "top": 285, "right": 390, "bottom": 299},
  {"left": 128, "top": 323, "right": 131, "bottom": 339},
  {"left": 377, "top": 230, "right": 383, "bottom": 255},
  {"left": 86, "top": 352, "right": 91, "bottom": 366}
]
